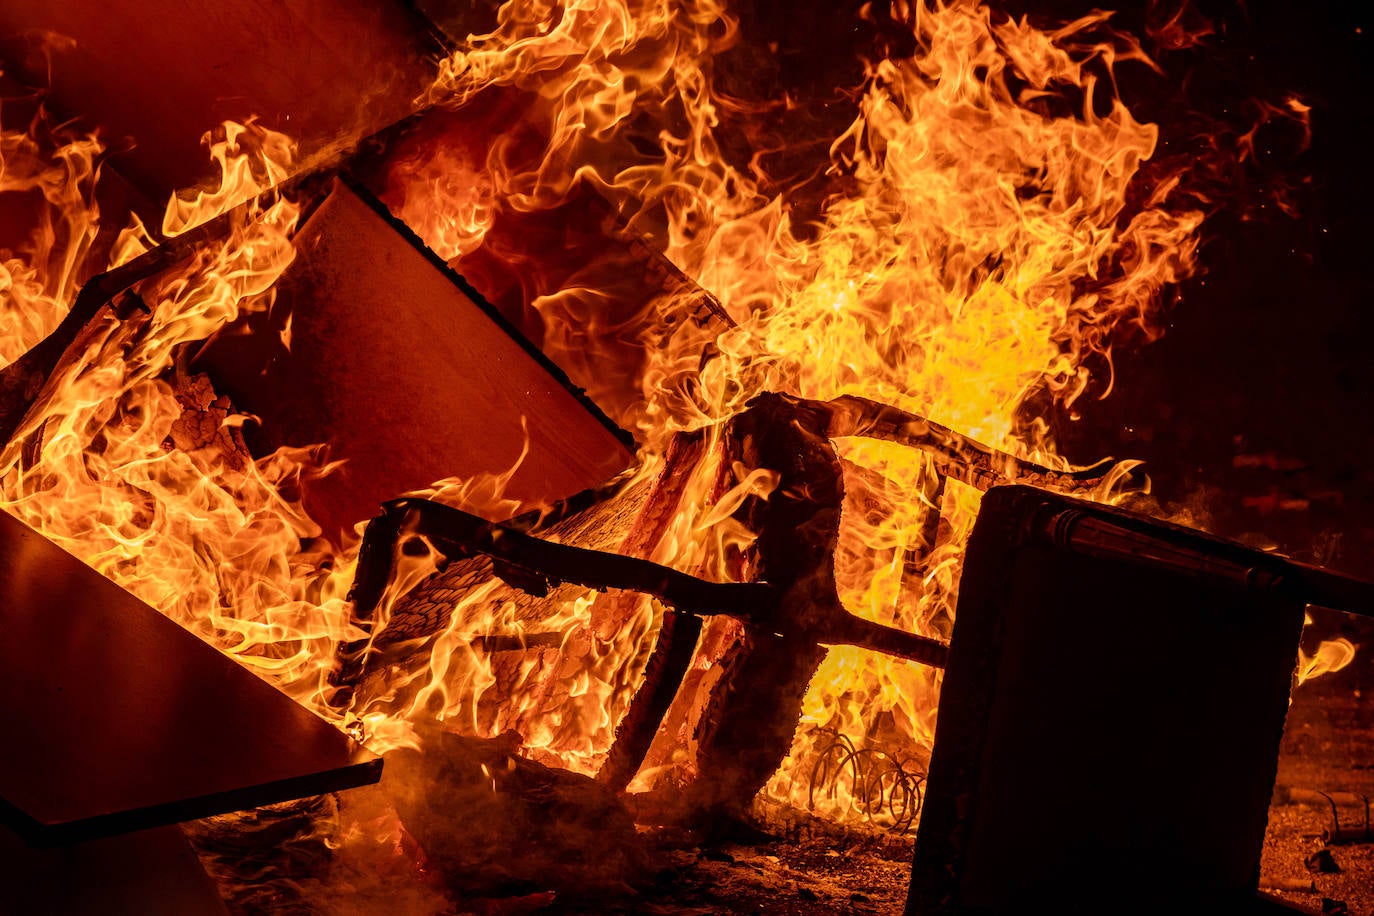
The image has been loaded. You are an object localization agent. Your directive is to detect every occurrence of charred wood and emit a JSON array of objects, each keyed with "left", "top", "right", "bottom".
[
  {"left": 0, "top": 194, "right": 285, "bottom": 450},
  {"left": 385, "top": 726, "right": 644, "bottom": 899}
]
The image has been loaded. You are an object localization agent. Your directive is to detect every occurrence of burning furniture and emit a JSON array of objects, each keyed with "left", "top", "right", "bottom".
[
  {"left": 910, "top": 486, "right": 1374, "bottom": 914},
  {"left": 0, "top": 0, "right": 1371, "bottom": 912}
]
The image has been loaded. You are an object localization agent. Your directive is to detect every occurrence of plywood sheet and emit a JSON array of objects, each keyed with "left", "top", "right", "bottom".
[
  {"left": 0, "top": 509, "right": 380, "bottom": 846},
  {"left": 197, "top": 179, "right": 636, "bottom": 540},
  {"left": 0, "top": 0, "right": 438, "bottom": 201}
]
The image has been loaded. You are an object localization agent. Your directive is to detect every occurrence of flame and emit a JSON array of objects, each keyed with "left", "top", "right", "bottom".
[
  {"left": 1297, "top": 637, "right": 1357, "bottom": 686},
  {"left": 1297, "top": 610, "right": 1357, "bottom": 687},
  {"left": 394, "top": 0, "right": 1205, "bottom": 820},
  {"left": 0, "top": 0, "right": 1348, "bottom": 851},
  {"left": 0, "top": 95, "right": 103, "bottom": 364},
  {"left": 0, "top": 115, "right": 358, "bottom": 714}
]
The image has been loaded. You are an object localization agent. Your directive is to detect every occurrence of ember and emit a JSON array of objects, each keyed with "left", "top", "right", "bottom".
[{"left": 0, "top": 0, "right": 1370, "bottom": 913}]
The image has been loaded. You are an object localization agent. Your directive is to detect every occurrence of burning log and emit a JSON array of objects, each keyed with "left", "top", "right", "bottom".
[{"left": 384, "top": 725, "right": 644, "bottom": 899}]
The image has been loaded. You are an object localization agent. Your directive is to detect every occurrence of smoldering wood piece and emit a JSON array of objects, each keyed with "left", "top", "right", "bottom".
[
  {"left": 0, "top": 0, "right": 440, "bottom": 202},
  {"left": 0, "top": 509, "right": 380, "bottom": 847},
  {"left": 680, "top": 393, "right": 844, "bottom": 822},
  {"left": 906, "top": 485, "right": 1340, "bottom": 915},
  {"left": 195, "top": 177, "right": 635, "bottom": 543},
  {"left": 385, "top": 725, "right": 644, "bottom": 899},
  {"left": 181, "top": 795, "right": 337, "bottom": 912}
]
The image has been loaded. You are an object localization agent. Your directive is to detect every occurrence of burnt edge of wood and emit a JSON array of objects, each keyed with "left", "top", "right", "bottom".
[
  {"left": 904, "top": 484, "right": 1344, "bottom": 915},
  {"left": 2, "top": 756, "right": 382, "bottom": 849},
  {"left": 334, "top": 172, "right": 638, "bottom": 455}
]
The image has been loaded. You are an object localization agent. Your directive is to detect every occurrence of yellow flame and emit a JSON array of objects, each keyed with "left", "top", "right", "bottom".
[
  {"left": 0, "top": 99, "right": 103, "bottom": 364},
  {"left": 398, "top": 0, "right": 1206, "bottom": 817},
  {"left": 0, "top": 116, "right": 358, "bottom": 716},
  {"left": 3, "top": 0, "right": 1334, "bottom": 840}
]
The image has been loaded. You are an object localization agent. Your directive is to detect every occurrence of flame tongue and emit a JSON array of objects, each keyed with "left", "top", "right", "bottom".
[
  {"left": 0, "top": 117, "right": 361, "bottom": 716},
  {"left": 405, "top": 0, "right": 1208, "bottom": 816},
  {"left": 2, "top": 0, "right": 1319, "bottom": 840}
]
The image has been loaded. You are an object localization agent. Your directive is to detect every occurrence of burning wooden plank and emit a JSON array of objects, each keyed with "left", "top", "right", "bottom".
[
  {"left": 0, "top": 0, "right": 440, "bottom": 201},
  {"left": 194, "top": 177, "right": 636, "bottom": 541},
  {"left": 345, "top": 393, "right": 1111, "bottom": 829},
  {"left": 354, "top": 92, "right": 735, "bottom": 433},
  {"left": 0, "top": 508, "right": 380, "bottom": 846}
]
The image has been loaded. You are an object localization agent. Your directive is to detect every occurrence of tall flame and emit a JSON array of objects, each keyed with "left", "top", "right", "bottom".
[
  {"left": 0, "top": 0, "right": 1353, "bottom": 848},
  {"left": 398, "top": 0, "right": 1207, "bottom": 819},
  {"left": 0, "top": 97, "right": 103, "bottom": 364}
]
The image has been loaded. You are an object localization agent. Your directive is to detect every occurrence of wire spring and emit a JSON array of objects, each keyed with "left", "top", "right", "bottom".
[{"left": 805, "top": 726, "right": 927, "bottom": 834}]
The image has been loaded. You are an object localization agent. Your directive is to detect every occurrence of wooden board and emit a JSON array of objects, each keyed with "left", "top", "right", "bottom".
[
  {"left": 353, "top": 95, "right": 735, "bottom": 433},
  {"left": 908, "top": 485, "right": 1308, "bottom": 913},
  {"left": 196, "top": 178, "right": 636, "bottom": 541},
  {"left": 0, "top": 824, "right": 228, "bottom": 914},
  {"left": 0, "top": 509, "right": 381, "bottom": 846},
  {"left": 0, "top": 0, "right": 438, "bottom": 201}
]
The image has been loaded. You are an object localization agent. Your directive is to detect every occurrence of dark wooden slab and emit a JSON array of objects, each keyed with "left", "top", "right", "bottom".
[
  {"left": 196, "top": 178, "right": 636, "bottom": 540},
  {"left": 0, "top": 0, "right": 438, "bottom": 202},
  {"left": 909, "top": 485, "right": 1310, "bottom": 914},
  {"left": 0, "top": 509, "right": 381, "bottom": 847}
]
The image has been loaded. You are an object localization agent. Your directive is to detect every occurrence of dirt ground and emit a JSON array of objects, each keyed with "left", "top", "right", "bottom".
[{"left": 1259, "top": 609, "right": 1374, "bottom": 916}]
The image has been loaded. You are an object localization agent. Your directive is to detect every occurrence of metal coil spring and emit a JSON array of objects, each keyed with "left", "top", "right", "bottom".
[{"left": 805, "top": 727, "right": 927, "bottom": 834}]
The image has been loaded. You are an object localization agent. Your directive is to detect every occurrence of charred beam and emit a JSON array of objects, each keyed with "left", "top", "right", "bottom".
[
  {"left": 807, "top": 392, "right": 1118, "bottom": 491},
  {"left": 373, "top": 496, "right": 948, "bottom": 667}
]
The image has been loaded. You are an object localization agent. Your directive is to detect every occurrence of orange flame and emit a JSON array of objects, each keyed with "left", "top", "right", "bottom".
[
  {"left": 397, "top": 0, "right": 1207, "bottom": 819},
  {"left": 0, "top": 0, "right": 1350, "bottom": 844},
  {"left": 0, "top": 98, "right": 103, "bottom": 364},
  {"left": 0, "top": 116, "right": 359, "bottom": 717}
]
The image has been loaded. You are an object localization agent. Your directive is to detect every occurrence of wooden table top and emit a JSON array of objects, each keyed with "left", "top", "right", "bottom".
[{"left": 0, "top": 510, "right": 380, "bottom": 846}]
